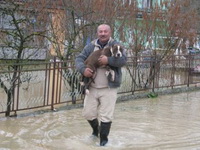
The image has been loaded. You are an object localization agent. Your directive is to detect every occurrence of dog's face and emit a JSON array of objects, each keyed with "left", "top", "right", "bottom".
[{"left": 111, "top": 45, "right": 123, "bottom": 57}]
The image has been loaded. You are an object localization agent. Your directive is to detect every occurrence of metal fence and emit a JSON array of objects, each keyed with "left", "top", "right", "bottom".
[{"left": 1, "top": 54, "right": 200, "bottom": 116}]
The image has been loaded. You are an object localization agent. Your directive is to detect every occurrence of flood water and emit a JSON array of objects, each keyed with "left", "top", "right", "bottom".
[{"left": 1, "top": 91, "right": 200, "bottom": 150}]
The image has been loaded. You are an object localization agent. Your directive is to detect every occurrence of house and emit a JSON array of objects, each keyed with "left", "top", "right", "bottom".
[
  {"left": 114, "top": 0, "right": 199, "bottom": 56},
  {"left": 0, "top": 0, "right": 199, "bottom": 60},
  {"left": 0, "top": 0, "right": 65, "bottom": 60}
]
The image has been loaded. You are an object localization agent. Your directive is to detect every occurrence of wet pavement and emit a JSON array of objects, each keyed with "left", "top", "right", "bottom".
[{"left": 1, "top": 91, "right": 200, "bottom": 150}]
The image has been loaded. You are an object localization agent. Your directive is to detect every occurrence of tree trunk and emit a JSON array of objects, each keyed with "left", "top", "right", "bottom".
[{"left": 5, "top": 90, "right": 12, "bottom": 117}]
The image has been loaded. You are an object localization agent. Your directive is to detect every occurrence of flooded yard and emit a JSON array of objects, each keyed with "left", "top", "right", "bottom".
[{"left": 1, "top": 90, "right": 200, "bottom": 150}]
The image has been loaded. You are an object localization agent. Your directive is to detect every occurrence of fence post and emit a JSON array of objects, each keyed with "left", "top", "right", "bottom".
[
  {"left": 51, "top": 57, "right": 56, "bottom": 110},
  {"left": 171, "top": 55, "right": 175, "bottom": 89},
  {"left": 187, "top": 53, "right": 192, "bottom": 87},
  {"left": 132, "top": 56, "right": 137, "bottom": 95}
]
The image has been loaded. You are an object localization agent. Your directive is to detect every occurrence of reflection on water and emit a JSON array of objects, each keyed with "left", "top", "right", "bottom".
[{"left": 1, "top": 91, "right": 200, "bottom": 150}]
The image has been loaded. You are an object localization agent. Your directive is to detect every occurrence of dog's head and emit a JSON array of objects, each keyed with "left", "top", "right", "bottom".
[{"left": 110, "top": 44, "right": 123, "bottom": 57}]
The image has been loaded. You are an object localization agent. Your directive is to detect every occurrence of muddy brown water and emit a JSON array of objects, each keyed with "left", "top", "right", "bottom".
[{"left": 1, "top": 91, "right": 200, "bottom": 150}]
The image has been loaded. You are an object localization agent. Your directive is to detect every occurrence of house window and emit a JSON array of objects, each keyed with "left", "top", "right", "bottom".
[{"left": 142, "top": 0, "right": 152, "bottom": 9}]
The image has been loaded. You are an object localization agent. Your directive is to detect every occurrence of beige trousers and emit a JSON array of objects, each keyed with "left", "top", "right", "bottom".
[{"left": 82, "top": 87, "right": 118, "bottom": 122}]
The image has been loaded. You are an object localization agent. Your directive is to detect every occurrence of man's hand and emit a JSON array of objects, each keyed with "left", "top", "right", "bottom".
[
  {"left": 98, "top": 55, "right": 108, "bottom": 66},
  {"left": 83, "top": 68, "right": 93, "bottom": 77}
]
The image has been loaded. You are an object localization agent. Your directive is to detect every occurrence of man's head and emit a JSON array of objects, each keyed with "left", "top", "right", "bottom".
[{"left": 97, "top": 24, "right": 112, "bottom": 44}]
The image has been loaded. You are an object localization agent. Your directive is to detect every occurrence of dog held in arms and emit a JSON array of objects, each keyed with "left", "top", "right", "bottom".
[{"left": 81, "top": 44, "right": 123, "bottom": 94}]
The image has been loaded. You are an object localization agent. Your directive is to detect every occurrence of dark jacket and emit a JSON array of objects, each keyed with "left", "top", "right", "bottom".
[{"left": 75, "top": 38, "right": 127, "bottom": 88}]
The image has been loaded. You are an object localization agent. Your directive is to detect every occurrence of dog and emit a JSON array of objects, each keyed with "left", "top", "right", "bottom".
[{"left": 81, "top": 44, "right": 123, "bottom": 94}]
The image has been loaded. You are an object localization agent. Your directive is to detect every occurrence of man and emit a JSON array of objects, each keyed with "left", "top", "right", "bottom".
[{"left": 75, "top": 24, "right": 127, "bottom": 146}]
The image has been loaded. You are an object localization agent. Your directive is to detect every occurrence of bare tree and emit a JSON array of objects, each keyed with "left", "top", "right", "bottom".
[
  {"left": 114, "top": 0, "right": 199, "bottom": 93},
  {"left": 44, "top": 0, "right": 124, "bottom": 102},
  {"left": 0, "top": 0, "right": 48, "bottom": 116}
]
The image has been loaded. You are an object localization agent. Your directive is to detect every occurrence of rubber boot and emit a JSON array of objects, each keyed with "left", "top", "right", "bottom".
[
  {"left": 88, "top": 119, "right": 99, "bottom": 137},
  {"left": 100, "top": 122, "right": 112, "bottom": 146}
]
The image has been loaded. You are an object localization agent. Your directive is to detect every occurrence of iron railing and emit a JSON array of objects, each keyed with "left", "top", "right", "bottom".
[{"left": 0, "top": 54, "right": 200, "bottom": 116}]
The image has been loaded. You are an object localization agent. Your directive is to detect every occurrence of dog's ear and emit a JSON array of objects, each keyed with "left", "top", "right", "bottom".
[
  {"left": 103, "top": 47, "right": 113, "bottom": 56},
  {"left": 119, "top": 45, "right": 124, "bottom": 52}
]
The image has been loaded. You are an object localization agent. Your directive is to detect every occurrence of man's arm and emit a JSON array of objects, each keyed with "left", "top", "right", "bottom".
[{"left": 75, "top": 44, "right": 94, "bottom": 76}]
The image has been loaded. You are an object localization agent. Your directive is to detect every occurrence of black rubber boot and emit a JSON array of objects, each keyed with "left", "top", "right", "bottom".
[
  {"left": 88, "top": 119, "right": 99, "bottom": 137},
  {"left": 100, "top": 122, "right": 112, "bottom": 146}
]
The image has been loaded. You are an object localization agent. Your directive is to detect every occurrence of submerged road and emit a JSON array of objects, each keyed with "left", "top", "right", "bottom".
[{"left": 0, "top": 91, "right": 200, "bottom": 150}]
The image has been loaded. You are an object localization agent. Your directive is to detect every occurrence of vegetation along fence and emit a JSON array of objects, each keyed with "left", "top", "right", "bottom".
[{"left": 1, "top": 54, "right": 200, "bottom": 117}]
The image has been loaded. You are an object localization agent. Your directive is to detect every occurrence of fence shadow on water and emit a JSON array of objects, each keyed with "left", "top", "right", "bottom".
[{"left": 1, "top": 54, "right": 200, "bottom": 116}]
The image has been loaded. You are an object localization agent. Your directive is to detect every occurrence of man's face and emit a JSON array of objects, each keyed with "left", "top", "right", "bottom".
[{"left": 97, "top": 25, "right": 111, "bottom": 44}]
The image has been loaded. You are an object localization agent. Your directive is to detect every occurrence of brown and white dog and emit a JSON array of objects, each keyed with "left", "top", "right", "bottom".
[{"left": 82, "top": 44, "right": 123, "bottom": 94}]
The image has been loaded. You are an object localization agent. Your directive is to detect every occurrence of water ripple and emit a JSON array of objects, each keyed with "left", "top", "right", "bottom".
[{"left": 1, "top": 91, "right": 200, "bottom": 149}]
